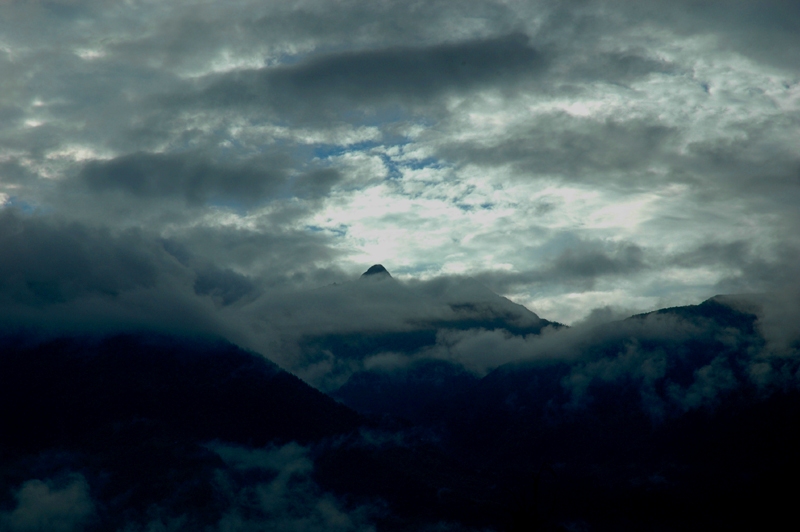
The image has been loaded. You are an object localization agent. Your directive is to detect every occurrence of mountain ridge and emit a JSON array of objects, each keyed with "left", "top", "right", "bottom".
[{"left": 1, "top": 290, "right": 796, "bottom": 531}]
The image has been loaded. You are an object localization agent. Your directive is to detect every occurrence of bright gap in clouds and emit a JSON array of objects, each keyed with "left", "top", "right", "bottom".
[{"left": 302, "top": 140, "right": 715, "bottom": 323}]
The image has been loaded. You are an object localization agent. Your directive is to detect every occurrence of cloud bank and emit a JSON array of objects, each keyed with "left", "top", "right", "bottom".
[{"left": 1, "top": 0, "right": 797, "bottom": 325}]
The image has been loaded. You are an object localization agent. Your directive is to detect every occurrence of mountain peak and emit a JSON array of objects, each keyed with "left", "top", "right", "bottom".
[{"left": 361, "top": 264, "right": 392, "bottom": 279}]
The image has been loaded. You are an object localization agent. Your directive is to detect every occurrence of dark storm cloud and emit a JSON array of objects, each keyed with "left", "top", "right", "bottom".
[
  {"left": 544, "top": 242, "right": 646, "bottom": 280},
  {"left": 0, "top": 210, "right": 159, "bottom": 305},
  {"left": 243, "top": 0, "right": 518, "bottom": 48},
  {"left": 474, "top": 240, "right": 647, "bottom": 293},
  {"left": 78, "top": 151, "right": 341, "bottom": 205},
  {"left": 0, "top": 209, "right": 234, "bottom": 338},
  {"left": 195, "top": 33, "right": 543, "bottom": 121},
  {"left": 624, "top": 0, "right": 800, "bottom": 70},
  {"left": 108, "top": 0, "right": 519, "bottom": 69},
  {"left": 0, "top": 206, "right": 350, "bottom": 343},
  {"left": 173, "top": 223, "right": 344, "bottom": 287},
  {"left": 670, "top": 241, "right": 752, "bottom": 270},
  {"left": 438, "top": 116, "right": 677, "bottom": 183},
  {"left": 677, "top": 111, "right": 800, "bottom": 166},
  {"left": 660, "top": 240, "right": 800, "bottom": 306},
  {"left": 697, "top": 243, "right": 800, "bottom": 299},
  {"left": 564, "top": 51, "right": 677, "bottom": 83},
  {"left": 193, "top": 265, "right": 258, "bottom": 306},
  {"left": 675, "top": 118, "right": 800, "bottom": 203},
  {"left": 528, "top": 0, "right": 800, "bottom": 73},
  {"left": 157, "top": 239, "right": 243, "bottom": 296}
]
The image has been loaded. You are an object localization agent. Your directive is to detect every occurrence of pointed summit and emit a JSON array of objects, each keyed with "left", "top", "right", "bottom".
[{"left": 361, "top": 264, "right": 392, "bottom": 279}]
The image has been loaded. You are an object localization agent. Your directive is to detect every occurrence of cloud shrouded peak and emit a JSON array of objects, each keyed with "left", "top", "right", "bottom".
[{"left": 360, "top": 264, "right": 392, "bottom": 279}]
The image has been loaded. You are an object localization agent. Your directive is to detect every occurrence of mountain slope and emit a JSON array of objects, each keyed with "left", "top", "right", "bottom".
[{"left": 328, "top": 295, "right": 800, "bottom": 530}]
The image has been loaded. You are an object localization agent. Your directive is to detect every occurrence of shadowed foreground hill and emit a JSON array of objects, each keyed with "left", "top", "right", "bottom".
[
  {"left": 1, "top": 295, "right": 799, "bottom": 531},
  {"left": 0, "top": 332, "right": 511, "bottom": 531},
  {"left": 0, "top": 334, "right": 370, "bottom": 530},
  {"left": 0, "top": 334, "right": 363, "bottom": 453}
]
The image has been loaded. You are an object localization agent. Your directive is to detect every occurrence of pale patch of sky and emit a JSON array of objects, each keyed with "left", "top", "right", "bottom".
[
  {"left": 74, "top": 48, "right": 106, "bottom": 60},
  {"left": 521, "top": 289, "right": 659, "bottom": 326},
  {"left": 46, "top": 145, "right": 113, "bottom": 163}
]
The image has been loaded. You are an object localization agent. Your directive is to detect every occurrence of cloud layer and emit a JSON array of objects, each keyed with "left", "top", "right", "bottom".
[{"left": 0, "top": 0, "right": 798, "bottom": 393}]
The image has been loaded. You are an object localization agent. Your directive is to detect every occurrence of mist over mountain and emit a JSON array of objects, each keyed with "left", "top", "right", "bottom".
[{"left": 2, "top": 264, "right": 798, "bottom": 531}]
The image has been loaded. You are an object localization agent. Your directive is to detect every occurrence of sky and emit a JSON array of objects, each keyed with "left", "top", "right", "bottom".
[{"left": 1, "top": 0, "right": 799, "bottom": 336}]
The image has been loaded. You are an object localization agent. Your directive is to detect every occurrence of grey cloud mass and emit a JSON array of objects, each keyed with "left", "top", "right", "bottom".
[
  {"left": 195, "top": 33, "right": 543, "bottom": 121},
  {"left": 0, "top": 210, "right": 159, "bottom": 304},
  {"left": 79, "top": 151, "right": 341, "bottom": 205},
  {"left": 472, "top": 240, "right": 648, "bottom": 294},
  {"left": 0, "top": 210, "right": 232, "bottom": 339},
  {"left": 1, "top": 0, "right": 799, "bottom": 430},
  {"left": 438, "top": 116, "right": 679, "bottom": 182}
]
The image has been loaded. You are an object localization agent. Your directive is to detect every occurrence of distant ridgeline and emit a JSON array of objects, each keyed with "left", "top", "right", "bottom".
[
  {"left": 303, "top": 264, "right": 560, "bottom": 374},
  {"left": 1, "top": 278, "right": 799, "bottom": 531}
]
